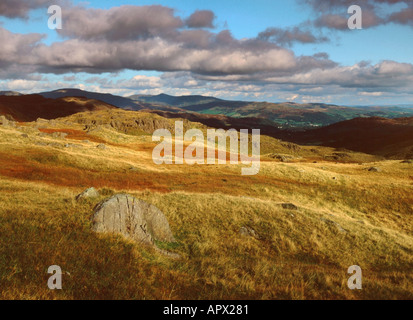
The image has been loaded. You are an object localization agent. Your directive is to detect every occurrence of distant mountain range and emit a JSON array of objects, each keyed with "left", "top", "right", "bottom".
[{"left": 2, "top": 88, "right": 413, "bottom": 129}]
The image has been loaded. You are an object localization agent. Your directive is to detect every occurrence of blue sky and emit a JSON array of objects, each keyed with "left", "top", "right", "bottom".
[{"left": 0, "top": 0, "right": 413, "bottom": 105}]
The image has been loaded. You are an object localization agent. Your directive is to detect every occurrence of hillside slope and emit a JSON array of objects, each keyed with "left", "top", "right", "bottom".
[
  {"left": 0, "top": 110, "right": 411, "bottom": 299},
  {"left": 293, "top": 117, "right": 413, "bottom": 159},
  {"left": 0, "top": 95, "right": 118, "bottom": 122}
]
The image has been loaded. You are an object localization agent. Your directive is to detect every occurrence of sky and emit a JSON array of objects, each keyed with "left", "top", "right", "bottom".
[{"left": 0, "top": 0, "right": 412, "bottom": 105}]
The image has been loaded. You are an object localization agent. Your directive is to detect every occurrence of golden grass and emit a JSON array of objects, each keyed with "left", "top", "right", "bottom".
[{"left": 0, "top": 112, "right": 412, "bottom": 300}]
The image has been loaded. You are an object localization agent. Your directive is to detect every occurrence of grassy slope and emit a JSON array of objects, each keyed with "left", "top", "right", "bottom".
[{"left": 0, "top": 111, "right": 412, "bottom": 300}]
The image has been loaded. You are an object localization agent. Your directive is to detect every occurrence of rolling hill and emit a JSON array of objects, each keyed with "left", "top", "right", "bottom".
[
  {"left": 39, "top": 88, "right": 145, "bottom": 110},
  {"left": 292, "top": 116, "right": 413, "bottom": 159},
  {"left": 129, "top": 93, "right": 223, "bottom": 107},
  {"left": 0, "top": 94, "right": 117, "bottom": 122}
]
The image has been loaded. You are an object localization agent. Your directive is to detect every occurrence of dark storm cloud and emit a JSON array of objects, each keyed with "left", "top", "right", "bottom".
[{"left": 186, "top": 10, "right": 215, "bottom": 28}]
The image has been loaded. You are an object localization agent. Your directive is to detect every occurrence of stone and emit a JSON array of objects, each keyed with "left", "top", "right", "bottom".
[
  {"left": 267, "top": 153, "right": 295, "bottom": 162},
  {"left": 65, "top": 143, "right": 81, "bottom": 148},
  {"left": 0, "top": 115, "right": 9, "bottom": 126},
  {"left": 367, "top": 167, "right": 381, "bottom": 172},
  {"left": 36, "top": 118, "right": 49, "bottom": 124},
  {"left": 281, "top": 203, "right": 298, "bottom": 210},
  {"left": 96, "top": 143, "right": 106, "bottom": 150},
  {"left": 239, "top": 226, "right": 260, "bottom": 239},
  {"left": 320, "top": 217, "right": 348, "bottom": 234},
  {"left": 92, "top": 194, "right": 176, "bottom": 246},
  {"left": 51, "top": 132, "right": 68, "bottom": 139},
  {"left": 76, "top": 187, "right": 100, "bottom": 200}
]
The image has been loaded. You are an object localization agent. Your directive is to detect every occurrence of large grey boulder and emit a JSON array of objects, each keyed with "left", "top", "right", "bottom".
[{"left": 92, "top": 194, "right": 176, "bottom": 246}]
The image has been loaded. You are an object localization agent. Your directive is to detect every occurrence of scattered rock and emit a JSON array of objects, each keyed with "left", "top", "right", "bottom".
[
  {"left": 51, "top": 132, "right": 68, "bottom": 139},
  {"left": 96, "top": 143, "right": 106, "bottom": 150},
  {"left": 367, "top": 167, "right": 381, "bottom": 172},
  {"left": 76, "top": 187, "right": 100, "bottom": 200},
  {"left": 0, "top": 115, "right": 15, "bottom": 127},
  {"left": 0, "top": 115, "right": 9, "bottom": 126},
  {"left": 129, "top": 166, "right": 139, "bottom": 172},
  {"left": 92, "top": 194, "right": 176, "bottom": 247},
  {"left": 36, "top": 118, "right": 49, "bottom": 124},
  {"left": 65, "top": 143, "right": 82, "bottom": 148},
  {"left": 239, "top": 227, "right": 260, "bottom": 239},
  {"left": 320, "top": 217, "right": 348, "bottom": 234},
  {"left": 268, "top": 154, "right": 296, "bottom": 162},
  {"left": 281, "top": 203, "right": 298, "bottom": 210}
]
